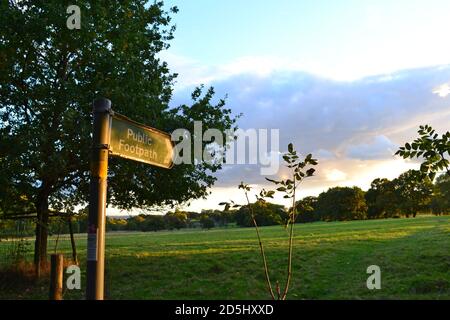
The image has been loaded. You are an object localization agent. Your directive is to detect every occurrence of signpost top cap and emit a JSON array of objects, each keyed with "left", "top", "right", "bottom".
[{"left": 93, "top": 98, "right": 112, "bottom": 113}]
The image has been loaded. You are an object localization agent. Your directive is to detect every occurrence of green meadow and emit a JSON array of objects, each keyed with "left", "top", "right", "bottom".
[{"left": 1, "top": 215, "right": 450, "bottom": 300}]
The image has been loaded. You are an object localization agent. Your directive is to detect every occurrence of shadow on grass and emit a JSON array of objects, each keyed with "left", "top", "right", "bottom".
[{"left": 2, "top": 218, "right": 449, "bottom": 300}]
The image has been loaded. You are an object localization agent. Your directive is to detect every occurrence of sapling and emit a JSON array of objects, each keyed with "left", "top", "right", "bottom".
[{"left": 220, "top": 143, "right": 318, "bottom": 300}]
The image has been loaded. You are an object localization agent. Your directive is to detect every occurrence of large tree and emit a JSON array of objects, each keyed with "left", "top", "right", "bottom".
[
  {"left": 295, "top": 196, "right": 319, "bottom": 223},
  {"left": 235, "top": 200, "right": 287, "bottom": 227},
  {"left": 392, "top": 170, "right": 433, "bottom": 217},
  {"left": 316, "top": 186, "right": 368, "bottom": 221},
  {"left": 430, "top": 174, "right": 450, "bottom": 215},
  {"left": 0, "top": 1, "right": 237, "bottom": 268},
  {"left": 365, "top": 178, "right": 398, "bottom": 219}
]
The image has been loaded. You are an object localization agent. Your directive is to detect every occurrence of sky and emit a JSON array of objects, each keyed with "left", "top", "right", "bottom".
[{"left": 112, "top": 0, "right": 450, "bottom": 214}]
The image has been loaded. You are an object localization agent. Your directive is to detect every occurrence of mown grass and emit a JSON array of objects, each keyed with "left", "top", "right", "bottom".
[{"left": 1, "top": 215, "right": 449, "bottom": 299}]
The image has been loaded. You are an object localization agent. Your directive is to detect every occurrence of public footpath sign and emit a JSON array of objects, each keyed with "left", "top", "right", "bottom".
[
  {"left": 86, "top": 98, "right": 173, "bottom": 300},
  {"left": 110, "top": 113, "right": 173, "bottom": 169}
]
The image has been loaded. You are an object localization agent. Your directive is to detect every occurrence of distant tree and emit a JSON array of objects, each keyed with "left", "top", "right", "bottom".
[
  {"left": 71, "top": 210, "right": 88, "bottom": 234},
  {"left": 220, "top": 209, "right": 235, "bottom": 226},
  {"left": 106, "top": 218, "right": 127, "bottom": 231},
  {"left": 396, "top": 125, "right": 450, "bottom": 180},
  {"left": 199, "top": 215, "right": 215, "bottom": 229},
  {"left": 0, "top": 1, "right": 238, "bottom": 268},
  {"left": 430, "top": 174, "right": 450, "bottom": 215},
  {"left": 235, "top": 201, "right": 287, "bottom": 227},
  {"left": 127, "top": 215, "right": 146, "bottom": 231},
  {"left": 186, "top": 211, "right": 201, "bottom": 220},
  {"left": 201, "top": 209, "right": 225, "bottom": 226},
  {"left": 317, "top": 187, "right": 368, "bottom": 221},
  {"left": 143, "top": 215, "right": 166, "bottom": 232},
  {"left": 393, "top": 170, "right": 433, "bottom": 217},
  {"left": 365, "top": 178, "right": 398, "bottom": 219},
  {"left": 295, "top": 196, "right": 319, "bottom": 223},
  {"left": 201, "top": 210, "right": 234, "bottom": 227},
  {"left": 164, "top": 210, "right": 187, "bottom": 230}
]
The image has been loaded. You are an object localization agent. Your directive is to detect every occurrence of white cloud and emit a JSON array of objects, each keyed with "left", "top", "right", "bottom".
[
  {"left": 433, "top": 83, "right": 450, "bottom": 97},
  {"left": 170, "top": 64, "right": 450, "bottom": 211},
  {"left": 325, "top": 169, "right": 347, "bottom": 182}
]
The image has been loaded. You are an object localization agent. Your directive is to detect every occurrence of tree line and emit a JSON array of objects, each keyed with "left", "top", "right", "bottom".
[
  {"left": 297, "top": 170, "right": 449, "bottom": 223},
  {"left": 120, "top": 170, "right": 450, "bottom": 230},
  {"left": 1, "top": 169, "right": 448, "bottom": 237}
]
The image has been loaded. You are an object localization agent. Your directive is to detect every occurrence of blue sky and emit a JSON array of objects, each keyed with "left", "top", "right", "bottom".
[
  {"left": 111, "top": 1, "right": 450, "bottom": 214},
  {"left": 164, "top": 0, "right": 450, "bottom": 81}
]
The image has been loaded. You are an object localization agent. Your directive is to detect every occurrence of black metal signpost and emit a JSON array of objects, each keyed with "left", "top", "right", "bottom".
[{"left": 86, "top": 98, "right": 173, "bottom": 300}]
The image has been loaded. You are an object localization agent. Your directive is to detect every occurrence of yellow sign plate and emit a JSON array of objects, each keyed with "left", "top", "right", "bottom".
[{"left": 109, "top": 113, "right": 173, "bottom": 169}]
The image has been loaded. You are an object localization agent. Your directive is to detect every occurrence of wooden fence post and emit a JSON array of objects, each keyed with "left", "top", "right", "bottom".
[{"left": 49, "top": 254, "right": 63, "bottom": 300}]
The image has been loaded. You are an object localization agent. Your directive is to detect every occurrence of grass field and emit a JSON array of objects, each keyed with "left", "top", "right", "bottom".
[{"left": 1, "top": 215, "right": 450, "bottom": 300}]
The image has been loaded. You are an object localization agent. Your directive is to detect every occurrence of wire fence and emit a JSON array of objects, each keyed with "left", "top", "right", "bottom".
[{"left": 0, "top": 216, "right": 82, "bottom": 268}]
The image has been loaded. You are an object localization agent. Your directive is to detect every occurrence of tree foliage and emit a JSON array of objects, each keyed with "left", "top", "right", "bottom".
[
  {"left": 316, "top": 186, "right": 367, "bottom": 221},
  {"left": 396, "top": 125, "right": 450, "bottom": 180},
  {"left": 394, "top": 170, "right": 433, "bottom": 218},
  {"left": 199, "top": 215, "right": 215, "bottom": 229},
  {"left": 234, "top": 200, "right": 286, "bottom": 227},
  {"left": 431, "top": 174, "right": 450, "bottom": 215},
  {"left": 365, "top": 178, "right": 398, "bottom": 219},
  {"left": 295, "top": 196, "right": 319, "bottom": 223},
  {"left": 0, "top": 1, "right": 238, "bottom": 265}
]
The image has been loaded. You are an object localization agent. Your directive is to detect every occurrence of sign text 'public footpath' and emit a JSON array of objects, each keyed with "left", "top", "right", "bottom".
[{"left": 109, "top": 113, "right": 174, "bottom": 169}]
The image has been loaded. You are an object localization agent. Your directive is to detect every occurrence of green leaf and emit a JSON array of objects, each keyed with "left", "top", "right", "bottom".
[
  {"left": 429, "top": 172, "right": 436, "bottom": 181},
  {"left": 288, "top": 143, "right": 294, "bottom": 153}
]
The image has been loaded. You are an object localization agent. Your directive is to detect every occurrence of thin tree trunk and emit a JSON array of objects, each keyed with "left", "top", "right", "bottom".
[
  {"left": 245, "top": 192, "right": 276, "bottom": 300},
  {"left": 281, "top": 178, "right": 296, "bottom": 300},
  {"left": 34, "top": 195, "right": 49, "bottom": 277}
]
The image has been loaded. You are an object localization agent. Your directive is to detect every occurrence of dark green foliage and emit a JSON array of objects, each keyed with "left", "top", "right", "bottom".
[
  {"left": 0, "top": 1, "right": 238, "bottom": 263},
  {"left": 316, "top": 186, "right": 368, "bottom": 221},
  {"left": 201, "top": 209, "right": 234, "bottom": 227},
  {"left": 164, "top": 210, "right": 188, "bottom": 230},
  {"left": 394, "top": 170, "right": 433, "bottom": 218},
  {"left": 199, "top": 215, "right": 215, "bottom": 229},
  {"left": 365, "top": 178, "right": 398, "bottom": 219},
  {"left": 142, "top": 215, "right": 166, "bottom": 232},
  {"left": 234, "top": 201, "right": 287, "bottom": 227},
  {"left": 396, "top": 125, "right": 450, "bottom": 181},
  {"left": 106, "top": 217, "right": 128, "bottom": 232},
  {"left": 365, "top": 170, "right": 435, "bottom": 219},
  {"left": 430, "top": 174, "right": 450, "bottom": 215},
  {"left": 295, "top": 196, "right": 319, "bottom": 223}
]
